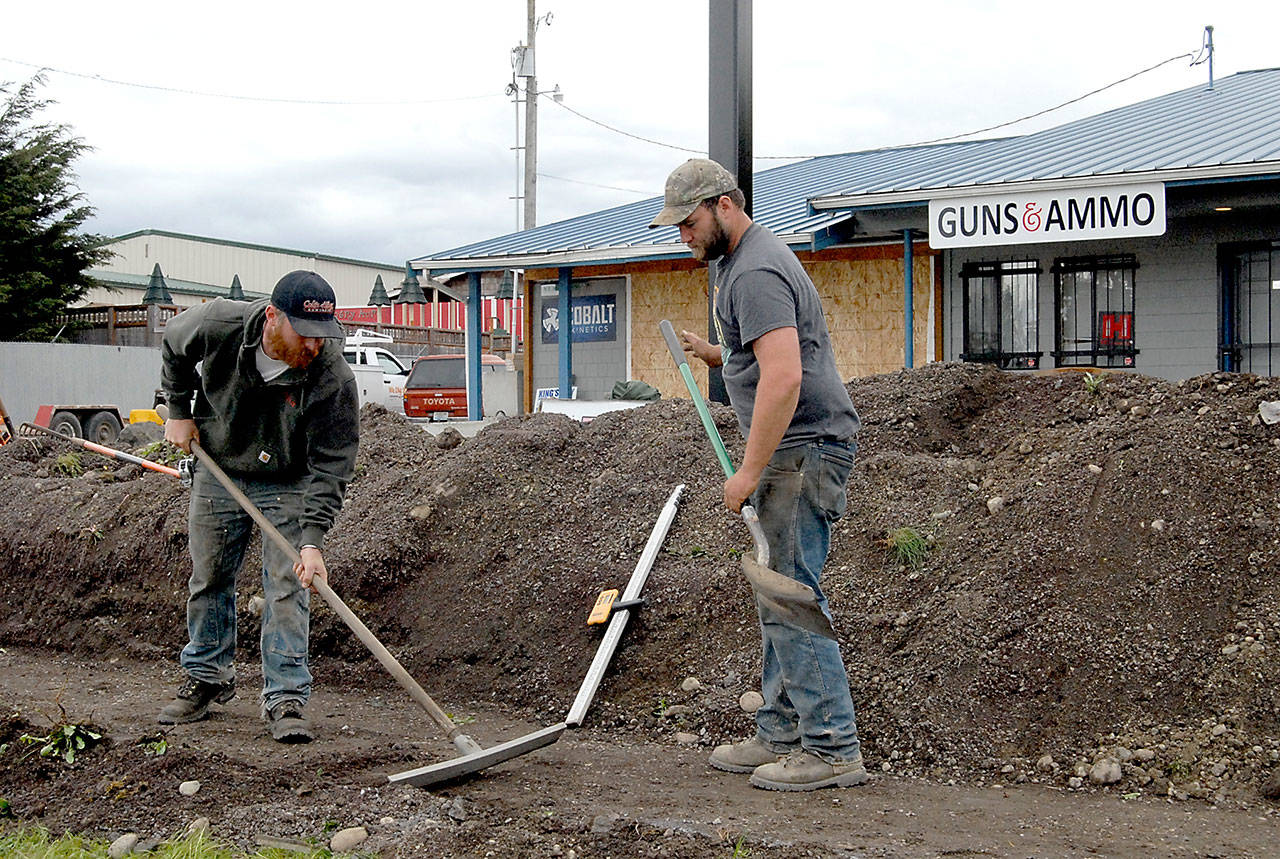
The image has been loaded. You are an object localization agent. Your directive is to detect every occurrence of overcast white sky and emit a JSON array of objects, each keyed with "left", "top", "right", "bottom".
[{"left": 3, "top": 1, "right": 1277, "bottom": 268}]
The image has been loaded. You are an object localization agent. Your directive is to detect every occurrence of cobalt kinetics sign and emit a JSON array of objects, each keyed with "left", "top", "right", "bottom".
[
  {"left": 541, "top": 293, "right": 618, "bottom": 344},
  {"left": 928, "top": 183, "right": 1166, "bottom": 248}
]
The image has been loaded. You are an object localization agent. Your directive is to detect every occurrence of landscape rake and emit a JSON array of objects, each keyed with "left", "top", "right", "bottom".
[
  {"left": 186, "top": 439, "right": 566, "bottom": 787},
  {"left": 151, "top": 399, "right": 565, "bottom": 786}
]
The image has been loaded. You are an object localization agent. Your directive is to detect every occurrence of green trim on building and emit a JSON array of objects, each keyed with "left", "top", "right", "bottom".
[
  {"left": 102, "top": 228, "right": 405, "bottom": 273},
  {"left": 87, "top": 270, "right": 270, "bottom": 301}
]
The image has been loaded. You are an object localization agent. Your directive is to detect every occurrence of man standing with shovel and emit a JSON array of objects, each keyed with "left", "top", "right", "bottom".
[
  {"left": 651, "top": 159, "right": 868, "bottom": 791},
  {"left": 157, "top": 271, "right": 359, "bottom": 743}
]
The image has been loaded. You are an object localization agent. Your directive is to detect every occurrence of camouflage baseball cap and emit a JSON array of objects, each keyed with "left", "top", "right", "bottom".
[{"left": 649, "top": 158, "right": 738, "bottom": 228}]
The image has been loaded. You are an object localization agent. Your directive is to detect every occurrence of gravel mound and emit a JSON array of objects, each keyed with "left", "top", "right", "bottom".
[{"left": 2, "top": 363, "right": 1277, "bottom": 801}]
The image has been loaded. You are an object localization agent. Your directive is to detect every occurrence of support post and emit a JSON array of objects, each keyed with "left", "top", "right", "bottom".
[
  {"left": 467, "top": 272, "right": 483, "bottom": 421},
  {"left": 523, "top": 274, "right": 536, "bottom": 413},
  {"left": 557, "top": 267, "right": 572, "bottom": 399},
  {"left": 707, "top": 0, "right": 752, "bottom": 405},
  {"left": 904, "top": 229, "right": 914, "bottom": 369}
]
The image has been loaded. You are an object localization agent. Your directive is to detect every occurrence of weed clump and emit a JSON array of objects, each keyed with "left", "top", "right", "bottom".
[
  {"left": 885, "top": 525, "right": 931, "bottom": 570},
  {"left": 51, "top": 452, "right": 83, "bottom": 477}
]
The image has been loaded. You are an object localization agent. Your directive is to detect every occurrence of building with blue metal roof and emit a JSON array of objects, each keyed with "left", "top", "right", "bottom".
[{"left": 413, "top": 68, "right": 1280, "bottom": 412}]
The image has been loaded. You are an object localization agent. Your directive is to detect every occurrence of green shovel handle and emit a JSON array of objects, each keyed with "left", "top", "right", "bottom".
[
  {"left": 659, "top": 320, "right": 771, "bottom": 569},
  {"left": 659, "top": 319, "right": 735, "bottom": 477}
]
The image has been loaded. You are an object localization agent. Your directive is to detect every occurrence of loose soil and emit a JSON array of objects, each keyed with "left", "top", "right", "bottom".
[{"left": 1, "top": 363, "right": 1278, "bottom": 857}]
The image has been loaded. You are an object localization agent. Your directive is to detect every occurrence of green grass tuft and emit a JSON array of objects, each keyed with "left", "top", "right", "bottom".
[{"left": 885, "top": 526, "right": 931, "bottom": 569}]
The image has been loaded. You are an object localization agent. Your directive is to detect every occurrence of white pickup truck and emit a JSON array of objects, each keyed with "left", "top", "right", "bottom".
[{"left": 342, "top": 329, "right": 410, "bottom": 414}]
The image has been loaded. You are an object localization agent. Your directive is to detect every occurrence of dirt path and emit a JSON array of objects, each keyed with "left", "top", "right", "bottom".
[{"left": 2, "top": 647, "right": 1275, "bottom": 858}]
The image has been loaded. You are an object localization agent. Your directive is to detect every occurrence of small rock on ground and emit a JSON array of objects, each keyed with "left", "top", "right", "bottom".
[
  {"left": 1090, "top": 759, "right": 1122, "bottom": 785},
  {"left": 330, "top": 826, "right": 369, "bottom": 852},
  {"left": 108, "top": 833, "right": 139, "bottom": 859}
]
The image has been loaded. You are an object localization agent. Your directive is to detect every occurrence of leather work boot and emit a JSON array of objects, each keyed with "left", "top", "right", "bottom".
[
  {"left": 157, "top": 678, "right": 235, "bottom": 725},
  {"left": 749, "top": 750, "right": 870, "bottom": 791},
  {"left": 709, "top": 736, "right": 788, "bottom": 773},
  {"left": 266, "top": 701, "right": 313, "bottom": 744}
]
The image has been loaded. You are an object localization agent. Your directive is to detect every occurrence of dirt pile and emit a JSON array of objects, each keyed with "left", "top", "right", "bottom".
[{"left": 2, "top": 363, "right": 1278, "bottom": 805}]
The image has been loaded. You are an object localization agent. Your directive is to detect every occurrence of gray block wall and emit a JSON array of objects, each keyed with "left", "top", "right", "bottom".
[{"left": 942, "top": 212, "right": 1280, "bottom": 381}]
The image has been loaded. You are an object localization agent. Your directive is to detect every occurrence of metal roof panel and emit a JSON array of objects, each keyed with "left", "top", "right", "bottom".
[{"left": 417, "top": 69, "right": 1280, "bottom": 270}]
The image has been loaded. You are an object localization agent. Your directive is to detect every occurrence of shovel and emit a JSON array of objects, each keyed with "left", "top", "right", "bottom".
[
  {"left": 155, "top": 409, "right": 563, "bottom": 786},
  {"left": 659, "top": 320, "right": 837, "bottom": 640}
]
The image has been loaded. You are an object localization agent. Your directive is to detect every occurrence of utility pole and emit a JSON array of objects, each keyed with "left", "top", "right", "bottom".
[
  {"left": 510, "top": 2, "right": 555, "bottom": 231},
  {"left": 523, "top": 0, "right": 538, "bottom": 230}
]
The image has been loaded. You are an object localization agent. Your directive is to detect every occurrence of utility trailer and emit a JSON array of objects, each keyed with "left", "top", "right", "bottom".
[
  {"left": 0, "top": 341, "right": 164, "bottom": 444},
  {"left": 30, "top": 404, "right": 134, "bottom": 444}
]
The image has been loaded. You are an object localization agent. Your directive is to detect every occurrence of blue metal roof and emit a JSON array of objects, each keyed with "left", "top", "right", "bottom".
[
  {"left": 812, "top": 67, "right": 1280, "bottom": 208},
  {"left": 416, "top": 68, "right": 1280, "bottom": 272},
  {"left": 415, "top": 141, "right": 991, "bottom": 272}
]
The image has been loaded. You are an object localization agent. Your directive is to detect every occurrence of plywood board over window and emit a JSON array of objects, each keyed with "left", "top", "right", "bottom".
[
  {"left": 631, "top": 268, "right": 712, "bottom": 397},
  {"left": 799, "top": 245, "right": 936, "bottom": 380},
  {"left": 530, "top": 242, "right": 938, "bottom": 404}
]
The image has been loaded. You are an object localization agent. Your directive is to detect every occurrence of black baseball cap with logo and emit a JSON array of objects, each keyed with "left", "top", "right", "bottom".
[{"left": 270, "top": 271, "right": 345, "bottom": 339}]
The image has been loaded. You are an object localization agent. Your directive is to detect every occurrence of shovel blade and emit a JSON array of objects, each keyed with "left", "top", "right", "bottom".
[
  {"left": 740, "top": 556, "right": 837, "bottom": 640},
  {"left": 388, "top": 722, "right": 567, "bottom": 788}
]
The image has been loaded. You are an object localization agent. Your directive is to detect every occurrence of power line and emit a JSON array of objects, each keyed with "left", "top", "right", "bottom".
[
  {"left": 6, "top": 47, "right": 1204, "bottom": 173},
  {"left": 541, "top": 92, "right": 705, "bottom": 155},
  {"left": 537, "top": 171, "right": 650, "bottom": 196},
  {"left": 0, "top": 56, "right": 501, "bottom": 106},
  {"left": 872, "top": 52, "right": 1197, "bottom": 154},
  {"left": 543, "top": 51, "right": 1201, "bottom": 161}
]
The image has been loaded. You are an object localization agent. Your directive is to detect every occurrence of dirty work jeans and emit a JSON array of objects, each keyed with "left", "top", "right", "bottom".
[
  {"left": 182, "top": 462, "right": 311, "bottom": 713},
  {"left": 751, "top": 439, "right": 862, "bottom": 764}
]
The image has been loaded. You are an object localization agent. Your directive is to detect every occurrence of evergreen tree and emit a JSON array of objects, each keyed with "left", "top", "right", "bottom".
[{"left": 0, "top": 74, "right": 113, "bottom": 341}]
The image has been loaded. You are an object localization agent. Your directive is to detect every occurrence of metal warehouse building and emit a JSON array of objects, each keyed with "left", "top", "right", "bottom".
[{"left": 84, "top": 229, "right": 424, "bottom": 309}]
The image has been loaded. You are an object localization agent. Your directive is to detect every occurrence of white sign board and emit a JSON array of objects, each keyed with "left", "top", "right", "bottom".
[
  {"left": 928, "top": 183, "right": 1166, "bottom": 248},
  {"left": 534, "top": 386, "right": 578, "bottom": 402}
]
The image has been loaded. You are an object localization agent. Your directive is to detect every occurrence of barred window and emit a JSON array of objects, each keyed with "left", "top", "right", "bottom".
[
  {"left": 1220, "top": 241, "right": 1280, "bottom": 374},
  {"left": 959, "top": 259, "right": 1042, "bottom": 370},
  {"left": 1052, "top": 254, "right": 1138, "bottom": 368}
]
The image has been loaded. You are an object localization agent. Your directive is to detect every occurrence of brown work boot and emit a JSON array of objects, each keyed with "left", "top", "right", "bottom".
[
  {"left": 157, "top": 678, "right": 235, "bottom": 725},
  {"left": 266, "top": 701, "right": 313, "bottom": 744},
  {"left": 709, "top": 736, "right": 788, "bottom": 773},
  {"left": 750, "top": 750, "right": 870, "bottom": 791}
]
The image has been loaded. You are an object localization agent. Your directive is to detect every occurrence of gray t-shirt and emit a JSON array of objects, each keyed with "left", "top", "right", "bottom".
[{"left": 714, "top": 222, "right": 860, "bottom": 445}]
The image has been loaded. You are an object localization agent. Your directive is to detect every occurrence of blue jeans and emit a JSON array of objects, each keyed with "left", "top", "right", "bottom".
[
  {"left": 751, "top": 439, "right": 862, "bottom": 763},
  {"left": 182, "top": 462, "right": 311, "bottom": 713}
]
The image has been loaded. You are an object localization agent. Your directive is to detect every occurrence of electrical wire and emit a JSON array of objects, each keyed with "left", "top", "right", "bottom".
[
  {"left": 542, "top": 51, "right": 1202, "bottom": 161},
  {"left": 537, "top": 171, "right": 651, "bottom": 196},
  {"left": 0, "top": 55, "right": 501, "bottom": 106},
  {"left": 6, "top": 46, "right": 1205, "bottom": 166},
  {"left": 869, "top": 51, "right": 1199, "bottom": 155},
  {"left": 539, "top": 93, "right": 705, "bottom": 155}
]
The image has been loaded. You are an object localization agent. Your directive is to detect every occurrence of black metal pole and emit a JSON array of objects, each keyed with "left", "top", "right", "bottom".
[{"left": 707, "top": 0, "right": 751, "bottom": 404}]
